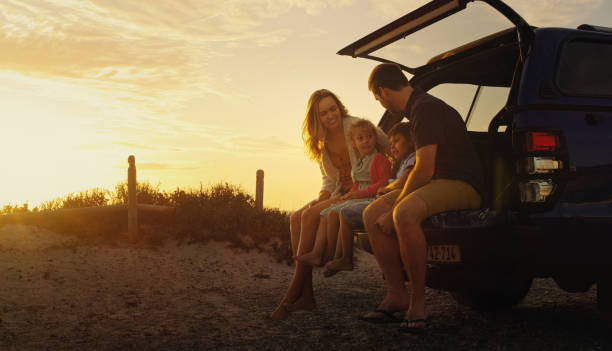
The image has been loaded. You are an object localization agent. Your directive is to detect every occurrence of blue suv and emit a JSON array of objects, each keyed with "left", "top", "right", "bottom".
[{"left": 339, "top": 0, "right": 612, "bottom": 314}]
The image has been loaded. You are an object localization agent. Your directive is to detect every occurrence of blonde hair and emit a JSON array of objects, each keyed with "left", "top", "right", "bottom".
[
  {"left": 302, "top": 89, "right": 349, "bottom": 160},
  {"left": 348, "top": 118, "right": 388, "bottom": 156}
]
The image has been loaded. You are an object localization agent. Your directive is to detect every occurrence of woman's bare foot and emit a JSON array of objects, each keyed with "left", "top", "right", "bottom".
[
  {"left": 269, "top": 304, "right": 291, "bottom": 320},
  {"left": 284, "top": 296, "right": 316, "bottom": 312},
  {"left": 293, "top": 252, "right": 323, "bottom": 267},
  {"left": 324, "top": 258, "right": 353, "bottom": 272}
]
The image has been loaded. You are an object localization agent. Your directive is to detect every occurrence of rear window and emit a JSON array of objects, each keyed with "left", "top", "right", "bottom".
[{"left": 556, "top": 39, "right": 612, "bottom": 97}]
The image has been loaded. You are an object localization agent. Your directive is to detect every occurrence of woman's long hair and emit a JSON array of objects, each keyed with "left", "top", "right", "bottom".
[{"left": 302, "top": 89, "right": 349, "bottom": 161}]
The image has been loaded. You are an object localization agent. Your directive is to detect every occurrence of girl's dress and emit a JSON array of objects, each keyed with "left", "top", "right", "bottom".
[
  {"left": 320, "top": 151, "right": 391, "bottom": 216},
  {"left": 339, "top": 151, "right": 416, "bottom": 229}
]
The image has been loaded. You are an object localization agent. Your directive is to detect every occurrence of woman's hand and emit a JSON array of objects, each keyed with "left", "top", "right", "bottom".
[
  {"left": 375, "top": 211, "right": 395, "bottom": 236},
  {"left": 329, "top": 195, "right": 343, "bottom": 203},
  {"left": 307, "top": 199, "right": 320, "bottom": 208}
]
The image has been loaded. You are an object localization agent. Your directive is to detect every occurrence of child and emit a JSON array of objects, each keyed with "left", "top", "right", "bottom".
[
  {"left": 324, "top": 122, "right": 415, "bottom": 276},
  {"left": 295, "top": 118, "right": 390, "bottom": 267}
]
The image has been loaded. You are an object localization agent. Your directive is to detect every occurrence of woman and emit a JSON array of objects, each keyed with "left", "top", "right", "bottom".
[{"left": 270, "top": 89, "right": 387, "bottom": 320}]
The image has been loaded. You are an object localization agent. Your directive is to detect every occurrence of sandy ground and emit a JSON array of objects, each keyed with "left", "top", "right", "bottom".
[{"left": 1, "top": 224, "right": 611, "bottom": 350}]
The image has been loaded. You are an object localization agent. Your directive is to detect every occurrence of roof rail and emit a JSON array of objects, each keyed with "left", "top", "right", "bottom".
[{"left": 577, "top": 24, "right": 612, "bottom": 34}]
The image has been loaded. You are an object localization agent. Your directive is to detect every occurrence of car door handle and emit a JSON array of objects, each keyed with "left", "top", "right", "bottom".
[{"left": 585, "top": 113, "right": 604, "bottom": 125}]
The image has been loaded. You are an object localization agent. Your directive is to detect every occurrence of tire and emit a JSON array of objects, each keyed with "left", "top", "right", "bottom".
[
  {"left": 451, "top": 277, "right": 533, "bottom": 312},
  {"left": 597, "top": 278, "right": 612, "bottom": 319}
]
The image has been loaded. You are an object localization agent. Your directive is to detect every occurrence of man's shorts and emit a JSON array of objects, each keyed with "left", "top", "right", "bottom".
[{"left": 378, "top": 179, "right": 481, "bottom": 218}]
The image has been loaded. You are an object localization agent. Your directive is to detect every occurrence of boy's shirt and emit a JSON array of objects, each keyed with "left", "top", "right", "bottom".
[{"left": 389, "top": 151, "right": 416, "bottom": 184}]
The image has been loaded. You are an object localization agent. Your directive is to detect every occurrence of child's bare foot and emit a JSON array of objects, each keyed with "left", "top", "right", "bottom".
[
  {"left": 269, "top": 304, "right": 291, "bottom": 320},
  {"left": 323, "top": 268, "right": 338, "bottom": 278},
  {"left": 293, "top": 252, "right": 323, "bottom": 267},
  {"left": 284, "top": 296, "right": 316, "bottom": 312},
  {"left": 324, "top": 258, "right": 353, "bottom": 272}
]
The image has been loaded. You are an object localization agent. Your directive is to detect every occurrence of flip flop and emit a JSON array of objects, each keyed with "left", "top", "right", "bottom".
[
  {"left": 359, "top": 309, "right": 402, "bottom": 324},
  {"left": 398, "top": 318, "right": 429, "bottom": 333}
]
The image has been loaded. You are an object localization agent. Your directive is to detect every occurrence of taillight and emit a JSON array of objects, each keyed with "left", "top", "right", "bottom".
[
  {"left": 519, "top": 130, "right": 564, "bottom": 204},
  {"left": 524, "top": 131, "right": 560, "bottom": 152},
  {"left": 525, "top": 157, "right": 563, "bottom": 174},
  {"left": 520, "top": 180, "right": 555, "bottom": 203}
]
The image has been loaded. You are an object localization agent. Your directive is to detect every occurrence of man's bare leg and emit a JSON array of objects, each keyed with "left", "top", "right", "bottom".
[
  {"left": 294, "top": 216, "right": 327, "bottom": 266},
  {"left": 393, "top": 194, "right": 429, "bottom": 324},
  {"left": 361, "top": 199, "right": 410, "bottom": 315},
  {"left": 324, "top": 215, "right": 354, "bottom": 272}
]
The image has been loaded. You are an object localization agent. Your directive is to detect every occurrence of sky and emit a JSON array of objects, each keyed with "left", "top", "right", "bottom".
[{"left": 1, "top": 0, "right": 610, "bottom": 211}]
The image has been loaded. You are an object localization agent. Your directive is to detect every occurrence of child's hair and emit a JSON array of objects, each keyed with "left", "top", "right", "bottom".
[
  {"left": 387, "top": 122, "right": 413, "bottom": 175},
  {"left": 348, "top": 118, "right": 387, "bottom": 156}
]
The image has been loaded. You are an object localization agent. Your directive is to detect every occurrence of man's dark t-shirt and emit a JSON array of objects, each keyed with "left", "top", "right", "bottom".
[{"left": 405, "top": 88, "right": 484, "bottom": 198}]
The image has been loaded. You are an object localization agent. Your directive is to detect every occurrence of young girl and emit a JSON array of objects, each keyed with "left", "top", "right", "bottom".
[
  {"left": 295, "top": 118, "right": 390, "bottom": 267},
  {"left": 324, "top": 121, "right": 415, "bottom": 275}
]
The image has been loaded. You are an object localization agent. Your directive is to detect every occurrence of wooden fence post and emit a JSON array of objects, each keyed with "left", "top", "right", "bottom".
[
  {"left": 256, "top": 169, "right": 264, "bottom": 211},
  {"left": 128, "top": 155, "right": 138, "bottom": 238}
]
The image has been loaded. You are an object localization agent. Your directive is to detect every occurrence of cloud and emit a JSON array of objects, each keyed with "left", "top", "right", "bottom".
[
  {"left": 134, "top": 162, "right": 198, "bottom": 171},
  {"left": 368, "top": 0, "right": 604, "bottom": 27},
  {"left": 225, "top": 136, "right": 301, "bottom": 154},
  {"left": 0, "top": 0, "right": 352, "bottom": 118},
  {"left": 505, "top": 0, "right": 604, "bottom": 27},
  {"left": 113, "top": 142, "right": 158, "bottom": 151}
]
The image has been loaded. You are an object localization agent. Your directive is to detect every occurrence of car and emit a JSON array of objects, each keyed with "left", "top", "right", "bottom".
[{"left": 339, "top": 0, "right": 612, "bottom": 313}]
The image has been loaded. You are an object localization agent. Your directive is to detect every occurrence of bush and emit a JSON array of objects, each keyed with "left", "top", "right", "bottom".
[{"left": 0, "top": 182, "right": 293, "bottom": 264}]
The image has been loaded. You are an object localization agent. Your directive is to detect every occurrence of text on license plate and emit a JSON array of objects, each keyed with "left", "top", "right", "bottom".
[{"left": 427, "top": 245, "right": 462, "bottom": 263}]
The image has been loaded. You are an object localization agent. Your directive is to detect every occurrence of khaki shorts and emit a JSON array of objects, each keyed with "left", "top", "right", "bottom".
[{"left": 378, "top": 179, "right": 481, "bottom": 218}]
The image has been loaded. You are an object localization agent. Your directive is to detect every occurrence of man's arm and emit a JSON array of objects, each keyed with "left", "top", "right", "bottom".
[
  {"left": 394, "top": 144, "right": 437, "bottom": 206},
  {"left": 378, "top": 167, "right": 412, "bottom": 194}
]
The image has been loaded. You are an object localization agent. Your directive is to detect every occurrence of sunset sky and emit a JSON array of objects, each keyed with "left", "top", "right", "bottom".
[{"left": 1, "top": 0, "right": 610, "bottom": 211}]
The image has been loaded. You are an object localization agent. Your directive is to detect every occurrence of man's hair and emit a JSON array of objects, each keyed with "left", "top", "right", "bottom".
[{"left": 368, "top": 63, "right": 410, "bottom": 94}]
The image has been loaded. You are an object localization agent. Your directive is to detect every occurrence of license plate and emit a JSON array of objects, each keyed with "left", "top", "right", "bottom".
[{"left": 427, "top": 245, "right": 462, "bottom": 263}]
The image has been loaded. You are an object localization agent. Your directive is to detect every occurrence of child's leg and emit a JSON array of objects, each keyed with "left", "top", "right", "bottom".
[
  {"left": 294, "top": 216, "right": 327, "bottom": 266},
  {"left": 325, "top": 215, "right": 354, "bottom": 272},
  {"left": 327, "top": 211, "right": 341, "bottom": 260}
]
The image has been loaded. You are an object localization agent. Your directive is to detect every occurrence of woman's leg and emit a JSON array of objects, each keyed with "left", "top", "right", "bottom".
[
  {"left": 289, "top": 206, "right": 306, "bottom": 256},
  {"left": 294, "top": 216, "right": 328, "bottom": 266},
  {"left": 270, "top": 199, "right": 334, "bottom": 320}
]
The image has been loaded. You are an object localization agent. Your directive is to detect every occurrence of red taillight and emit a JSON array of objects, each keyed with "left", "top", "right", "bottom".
[{"left": 524, "top": 132, "right": 559, "bottom": 152}]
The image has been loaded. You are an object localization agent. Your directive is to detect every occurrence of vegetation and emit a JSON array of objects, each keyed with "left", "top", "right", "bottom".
[{"left": 0, "top": 182, "right": 293, "bottom": 264}]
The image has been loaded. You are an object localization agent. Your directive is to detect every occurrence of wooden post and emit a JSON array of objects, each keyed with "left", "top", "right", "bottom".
[
  {"left": 256, "top": 169, "right": 264, "bottom": 211},
  {"left": 128, "top": 155, "right": 138, "bottom": 238}
]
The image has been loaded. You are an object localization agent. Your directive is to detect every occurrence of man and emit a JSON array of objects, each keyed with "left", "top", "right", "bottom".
[{"left": 362, "top": 63, "right": 484, "bottom": 330}]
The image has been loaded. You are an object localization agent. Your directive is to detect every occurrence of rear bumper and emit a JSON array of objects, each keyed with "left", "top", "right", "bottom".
[{"left": 423, "top": 210, "right": 612, "bottom": 289}]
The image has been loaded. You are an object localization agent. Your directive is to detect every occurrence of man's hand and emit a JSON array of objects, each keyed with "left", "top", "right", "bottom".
[
  {"left": 376, "top": 186, "right": 390, "bottom": 196},
  {"left": 375, "top": 210, "right": 395, "bottom": 236}
]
